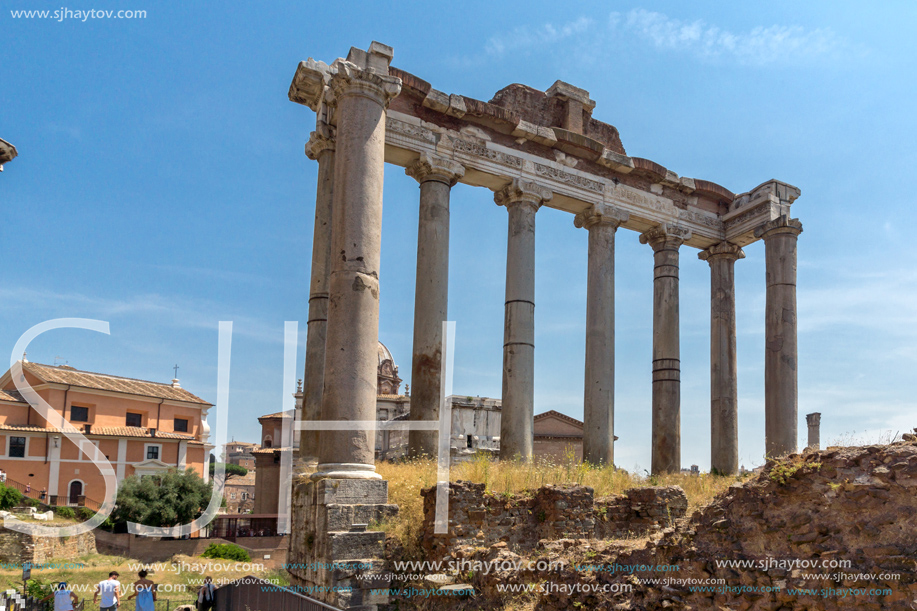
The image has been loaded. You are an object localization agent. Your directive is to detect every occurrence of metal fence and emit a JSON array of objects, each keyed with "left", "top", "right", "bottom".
[
  {"left": 0, "top": 590, "right": 50, "bottom": 611},
  {"left": 213, "top": 576, "right": 341, "bottom": 611}
]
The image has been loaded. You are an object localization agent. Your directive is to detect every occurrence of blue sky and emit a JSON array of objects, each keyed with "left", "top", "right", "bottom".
[{"left": 3, "top": 2, "right": 916, "bottom": 472}]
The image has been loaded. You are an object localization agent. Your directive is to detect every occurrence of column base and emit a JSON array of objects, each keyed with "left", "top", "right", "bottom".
[
  {"left": 289, "top": 479, "right": 397, "bottom": 610},
  {"left": 311, "top": 462, "right": 382, "bottom": 480}
]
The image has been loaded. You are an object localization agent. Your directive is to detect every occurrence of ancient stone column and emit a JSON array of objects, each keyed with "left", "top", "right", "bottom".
[
  {"left": 574, "top": 204, "right": 629, "bottom": 466},
  {"left": 300, "top": 125, "right": 335, "bottom": 465},
  {"left": 495, "top": 179, "right": 552, "bottom": 461},
  {"left": 406, "top": 153, "right": 464, "bottom": 458},
  {"left": 754, "top": 215, "right": 803, "bottom": 458},
  {"left": 806, "top": 412, "right": 821, "bottom": 450},
  {"left": 699, "top": 241, "right": 745, "bottom": 475},
  {"left": 640, "top": 224, "right": 691, "bottom": 475},
  {"left": 314, "top": 47, "right": 402, "bottom": 480}
]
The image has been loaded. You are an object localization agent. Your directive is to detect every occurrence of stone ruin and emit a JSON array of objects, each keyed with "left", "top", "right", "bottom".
[
  {"left": 284, "top": 41, "right": 806, "bottom": 609},
  {"left": 420, "top": 482, "right": 688, "bottom": 560}
]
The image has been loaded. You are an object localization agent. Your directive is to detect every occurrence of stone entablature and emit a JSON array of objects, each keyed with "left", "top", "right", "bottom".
[{"left": 378, "top": 69, "right": 797, "bottom": 250}]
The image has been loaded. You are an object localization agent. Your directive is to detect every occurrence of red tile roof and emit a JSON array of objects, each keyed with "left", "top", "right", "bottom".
[
  {"left": 0, "top": 389, "right": 26, "bottom": 403},
  {"left": 20, "top": 362, "right": 211, "bottom": 405},
  {"left": 0, "top": 423, "right": 204, "bottom": 444}
]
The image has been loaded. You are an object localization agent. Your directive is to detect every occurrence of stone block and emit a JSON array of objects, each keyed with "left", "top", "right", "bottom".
[
  {"left": 328, "top": 531, "right": 386, "bottom": 561},
  {"left": 316, "top": 479, "right": 388, "bottom": 505}
]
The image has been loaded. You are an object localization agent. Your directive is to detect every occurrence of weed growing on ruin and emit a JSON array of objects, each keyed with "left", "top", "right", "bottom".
[{"left": 375, "top": 456, "right": 746, "bottom": 556}]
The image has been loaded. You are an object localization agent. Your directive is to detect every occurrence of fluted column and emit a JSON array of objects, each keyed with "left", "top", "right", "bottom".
[
  {"left": 574, "top": 204, "right": 629, "bottom": 465},
  {"left": 699, "top": 241, "right": 745, "bottom": 475},
  {"left": 755, "top": 215, "right": 803, "bottom": 458},
  {"left": 640, "top": 224, "right": 691, "bottom": 475},
  {"left": 495, "top": 179, "right": 552, "bottom": 461},
  {"left": 313, "top": 50, "right": 402, "bottom": 480},
  {"left": 406, "top": 153, "right": 464, "bottom": 458},
  {"left": 300, "top": 125, "right": 335, "bottom": 465}
]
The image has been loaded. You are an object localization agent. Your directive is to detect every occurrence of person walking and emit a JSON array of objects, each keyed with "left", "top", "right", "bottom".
[
  {"left": 197, "top": 575, "right": 216, "bottom": 611},
  {"left": 94, "top": 571, "right": 122, "bottom": 610},
  {"left": 41, "top": 582, "right": 79, "bottom": 611},
  {"left": 125, "top": 569, "right": 156, "bottom": 611}
]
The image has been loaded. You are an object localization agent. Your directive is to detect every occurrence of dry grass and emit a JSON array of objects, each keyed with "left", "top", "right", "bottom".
[{"left": 375, "top": 452, "right": 747, "bottom": 559}]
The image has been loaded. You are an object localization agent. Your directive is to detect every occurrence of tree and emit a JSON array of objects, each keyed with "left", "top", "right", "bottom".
[
  {"left": 209, "top": 462, "right": 248, "bottom": 478},
  {"left": 112, "top": 468, "right": 212, "bottom": 528},
  {"left": 0, "top": 482, "right": 23, "bottom": 510}
]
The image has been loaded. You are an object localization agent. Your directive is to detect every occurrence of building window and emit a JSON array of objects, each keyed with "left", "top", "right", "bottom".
[
  {"left": 126, "top": 412, "right": 143, "bottom": 428},
  {"left": 146, "top": 445, "right": 160, "bottom": 460},
  {"left": 230, "top": 493, "right": 236, "bottom": 500},
  {"left": 174, "top": 418, "right": 189, "bottom": 433},
  {"left": 9, "top": 437, "right": 26, "bottom": 458},
  {"left": 263, "top": 438, "right": 272, "bottom": 448},
  {"left": 274, "top": 453, "right": 280, "bottom": 464},
  {"left": 70, "top": 406, "right": 89, "bottom": 422}
]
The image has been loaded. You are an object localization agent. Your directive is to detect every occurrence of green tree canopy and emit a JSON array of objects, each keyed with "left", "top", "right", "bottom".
[
  {"left": 112, "top": 468, "right": 212, "bottom": 527},
  {"left": 209, "top": 462, "right": 248, "bottom": 478}
]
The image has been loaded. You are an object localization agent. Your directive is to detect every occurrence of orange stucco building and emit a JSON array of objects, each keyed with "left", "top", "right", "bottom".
[{"left": 0, "top": 360, "right": 212, "bottom": 506}]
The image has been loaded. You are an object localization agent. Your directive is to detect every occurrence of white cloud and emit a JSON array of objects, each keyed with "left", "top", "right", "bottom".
[
  {"left": 485, "top": 17, "right": 594, "bottom": 56},
  {"left": 620, "top": 9, "right": 849, "bottom": 65}
]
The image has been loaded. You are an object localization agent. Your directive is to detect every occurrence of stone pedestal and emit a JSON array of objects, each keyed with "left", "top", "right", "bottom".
[
  {"left": 755, "top": 215, "right": 803, "bottom": 458},
  {"left": 288, "top": 479, "right": 398, "bottom": 610},
  {"left": 495, "top": 179, "right": 551, "bottom": 461},
  {"left": 406, "top": 154, "right": 464, "bottom": 458},
  {"left": 699, "top": 241, "right": 745, "bottom": 475},
  {"left": 300, "top": 125, "right": 335, "bottom": 464},
  {"left": 575, "top": 204, "right": 629, "bottom": 466},
  {"left": 806, "top": 412, "right": 821, "bottom": 450},
  {"left": 640, "top": 224, "right": 690, "bottom": 475}
]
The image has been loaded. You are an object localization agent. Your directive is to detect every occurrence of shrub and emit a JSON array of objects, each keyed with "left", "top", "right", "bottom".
[
  {"left": 0, "top": 483, "right": 23, "bottom": 510},
  {"left": 77, "top": 507, "right": 94, "bottom": 520},
  {"left": 25, "top": 578, "right": 53, "bottom": 599},
  {"left": 55, "top": 506, "right": 76, "bottom": 519},
  {"left": 200, "top": 543, "right": 250, "bottom": 562}
]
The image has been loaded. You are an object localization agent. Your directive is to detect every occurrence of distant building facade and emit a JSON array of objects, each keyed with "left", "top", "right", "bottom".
[
  {"left": 223, "top": 471, "right": 256, "bottom": 514},
  {"left": 0, "top": 360, "right": 212, "bottom": 506}
]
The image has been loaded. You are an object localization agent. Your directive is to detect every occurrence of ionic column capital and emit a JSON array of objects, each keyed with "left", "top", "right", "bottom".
[
  {"left": 305, "top": 123, "right": 336, "bottom": 160},
  {"left": 754, "top": 215, "right": 803, "bottom": 240},
  {"left": 698, "top": 241, "right": 746, "bottom": 263},
  {"left": 405, "top": 153, "right": 465, "bottom": 186},
  {"left": 639, "top": 223, "right": 692, "bottom": 251},
  {"left": 328, "top": 61, "right": 402, "bottom": 109},
  {"left": 574, "top": 204, "right": 629, "bottom": 231},
  {"left": 494, "top": 178, "right": 552, "bottom": 210}
]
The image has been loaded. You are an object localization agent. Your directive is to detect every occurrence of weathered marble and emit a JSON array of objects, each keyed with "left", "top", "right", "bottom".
[
  {"left": 699, "top": 241, "right": 745, "bottom": 475},
  {"left": 406, "top": 153, "right": 464, "bottom": 458},
  {"left": 313, "top": 44, "right": 402, "bottom": 480},
  {"left": 495, "top": 179, "right": 552, "bottom": 461},
  {"left": 755, "top": 215, "right": 803, "bottom": 458},
  {"left": 640, "top": 224, "right": 691, "bottom": 475},
  {"left": 575, "top": 204, "right": 629, "bottom": 465},
  {"left": 300, "top": 125, "right": 335, "bottom": 464},
  {"left": 806, "top": 412, "right": 821, "bottom": 450}
]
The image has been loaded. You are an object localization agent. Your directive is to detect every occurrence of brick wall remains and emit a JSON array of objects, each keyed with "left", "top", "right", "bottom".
[{"left": 421, "top": 482, "right": 687, "bottom": 559}]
